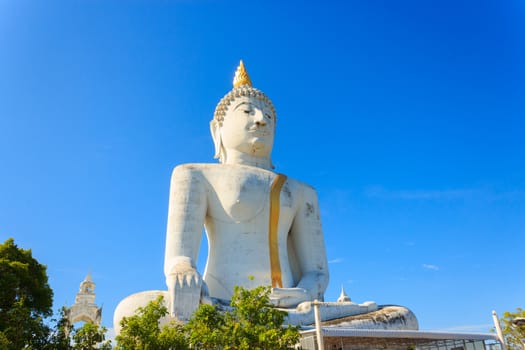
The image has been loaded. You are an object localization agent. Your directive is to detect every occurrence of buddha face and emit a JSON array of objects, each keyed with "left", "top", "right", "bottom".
[{"left": 218, "top": 96, "right": 275, "bottom": 159}]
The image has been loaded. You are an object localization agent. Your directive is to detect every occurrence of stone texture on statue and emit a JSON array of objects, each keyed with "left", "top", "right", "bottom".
[
  {"left": 113, "top": 60, "right": 419, "bottom": 333},
  {"left": 67, "top": 274, "right": 102, "bottom": 325},
  {"left": 285, "top": 300, "right": 378, "bottom": 325},
  {"left": 322, "top": 306, "right": 419, "bottom": 330}
]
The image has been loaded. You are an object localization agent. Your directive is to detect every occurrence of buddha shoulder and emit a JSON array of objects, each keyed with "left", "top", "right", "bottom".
[
  {"left": 170, "top": 163, "right": 317, "bottom": 195},
  {"left": 171, "top": 163, "right": 276, "bottom": 179}
]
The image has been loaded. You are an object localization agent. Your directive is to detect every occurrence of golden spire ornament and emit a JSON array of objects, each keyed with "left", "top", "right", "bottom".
[{"left": 233, "top": 60, "right": 252, "bottom": 88}]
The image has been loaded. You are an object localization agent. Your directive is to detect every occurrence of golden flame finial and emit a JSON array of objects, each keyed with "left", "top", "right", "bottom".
[{"left": 233, "top": 60, "right": 252, "bottom": 88}]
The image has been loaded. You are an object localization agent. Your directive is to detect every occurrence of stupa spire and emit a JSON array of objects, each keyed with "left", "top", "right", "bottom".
[{"left": 337, "top": 285, "right": 352, "bottom": 303}]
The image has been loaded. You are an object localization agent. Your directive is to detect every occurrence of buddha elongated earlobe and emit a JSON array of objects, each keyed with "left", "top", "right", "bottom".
[{"left": 210, "top": 120, "right": 224, "bottom": 163}]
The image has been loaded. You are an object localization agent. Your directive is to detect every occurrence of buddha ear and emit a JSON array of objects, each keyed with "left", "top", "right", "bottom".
[{"left": 210, "top": 119, "right": 223, "bottom": 162}]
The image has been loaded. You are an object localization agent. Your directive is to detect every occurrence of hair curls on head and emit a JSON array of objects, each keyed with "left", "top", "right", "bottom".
[{"left": 213, "top": 85, "right": 277, "bottom": 123}]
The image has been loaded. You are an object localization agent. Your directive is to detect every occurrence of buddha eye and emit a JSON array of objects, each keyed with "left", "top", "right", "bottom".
[
  {"left": 243, "top": 109, "right": 251, "bottom": 114},
  {"left": 265, "top": 113, "right": 273, "bottom": 119}
]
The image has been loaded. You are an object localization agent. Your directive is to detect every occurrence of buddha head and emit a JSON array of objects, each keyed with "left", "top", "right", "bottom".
[{"left": 210, "top": 61, "right": 277, "bottom": 168}]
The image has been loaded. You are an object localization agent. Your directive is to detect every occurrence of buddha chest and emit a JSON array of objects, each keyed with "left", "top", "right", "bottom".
[{"left": 204, "top": 165, "right": 294, "bottom": 223}]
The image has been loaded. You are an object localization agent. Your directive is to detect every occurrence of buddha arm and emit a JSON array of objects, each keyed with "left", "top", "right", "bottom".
[
  {"left": 164, "top": 164, "right": 207, "bottom": 287},
  {"left": 289, "top": 184, "right": 329, "bottom": 301}
]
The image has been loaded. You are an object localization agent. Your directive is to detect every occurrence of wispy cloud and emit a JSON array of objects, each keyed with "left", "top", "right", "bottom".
[
  {"left": 365, "top": 186, "right": 477, "bottom": 200},
  {"left": 365, "top": 185, "right": 525, "bottom": 202},
  {"left": 328, "top": 258, "right": 344, "bottom": 264},
  {"left": 422, "top": 264, "right": 439, "bottom": 271}
]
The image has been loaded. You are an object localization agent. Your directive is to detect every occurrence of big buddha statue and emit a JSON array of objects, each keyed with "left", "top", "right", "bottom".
[{"left": 114, "top": 61, "right": 418, "bottom": 333}]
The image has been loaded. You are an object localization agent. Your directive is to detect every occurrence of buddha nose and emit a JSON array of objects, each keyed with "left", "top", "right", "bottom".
[{"left": 254, "top": 110, "right": 266, "bottom": 126}]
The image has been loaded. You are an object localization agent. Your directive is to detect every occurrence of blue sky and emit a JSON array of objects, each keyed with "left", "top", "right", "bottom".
[{"left": 1, "top": 0, "right": 524, "bottom": 333}]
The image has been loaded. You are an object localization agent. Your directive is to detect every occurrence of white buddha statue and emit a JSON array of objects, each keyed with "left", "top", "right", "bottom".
[{"left": 114, "top": 61, "right": 418, "bottom": 334}]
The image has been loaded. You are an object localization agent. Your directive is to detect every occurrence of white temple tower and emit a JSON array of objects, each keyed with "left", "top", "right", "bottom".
[{"left": 66, "top": 273, "right": 102, "bottom": 324}]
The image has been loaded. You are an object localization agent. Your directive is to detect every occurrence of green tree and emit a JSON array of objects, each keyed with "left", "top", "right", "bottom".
[
  {"left": 46, "top": 307, "right": 73, "bottom": 350},
  {"left": 72, "top": 322, "right": 112, "bottom": 350},
  {"left": 499, "top": 308, "right": 525, "bottom": 350},
  {"left": 46, "top": 308, "right": 112, "bottom": 350},
  {"left": 185, "top": 304, "right": 226, "bottom": 349},
  {"left": 0, "top": 238, "right": 54, "bottom": 350},
  {"left": 115, "top": 296, "right": 188, "bottom": 350},
  {"left": 186, "top": 285, "right": 300, "bottom": 350},
  {"left": 0, "top": 331, "right": 10, "bottom": 349},
  {"left": 116, "top": 285, "right": 301, "bottom": 350}
]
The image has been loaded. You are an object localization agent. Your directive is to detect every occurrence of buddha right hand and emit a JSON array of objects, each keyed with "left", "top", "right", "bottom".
[{"left": 165, "top": 259, "right": 202, "bottom": 321}]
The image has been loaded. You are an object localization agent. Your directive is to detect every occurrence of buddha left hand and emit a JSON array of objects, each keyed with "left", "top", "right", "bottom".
[{"left": 269, "top": 287, "right": 310, "bottom": 308}]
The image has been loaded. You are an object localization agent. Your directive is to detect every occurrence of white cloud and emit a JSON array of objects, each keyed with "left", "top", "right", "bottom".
[
  {"left": 328, "top": 258, "right": 344, "bottom": 264},
  {"left": 422, "top": 264, "right": 439, "bottom": 271}
]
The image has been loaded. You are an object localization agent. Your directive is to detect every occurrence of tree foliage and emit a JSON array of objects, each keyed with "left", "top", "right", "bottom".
[
  {"left": 499, "top": 308, "right": 525, "bottom": 350},
  {"left": 115, "top": 296, "right": 188, "bottom": 350},
  {"left": 71, "top": 322, "right": 112, "bottom": 350},
  {"left": 0, "top": 238, "right": 112, "bottom": 349},
  {"left": 46, "top": 307, "right": 73, "bottom": 350},
  {"left": 46, "top": 307, "right": 112, "bottom": 350},
  {"left": 185, "top": 304, "right": 225, "bottom": 349},
  {"left": 188, "top": 285, "right": 300, "bottom": 349},
  {"left": 0, "top": 237, "right": 54, "bottom": 350},
  {"left": 116, "top": 285, "right": 301, "bottom": 350}
]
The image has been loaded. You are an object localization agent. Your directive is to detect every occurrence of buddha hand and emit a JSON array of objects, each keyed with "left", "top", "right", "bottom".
[
  {"left": 166, "top": 259, "right": 202, "bottom": 321},
  {"left": 270, "top": 287, "right": 310, "bottom": 308}
]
